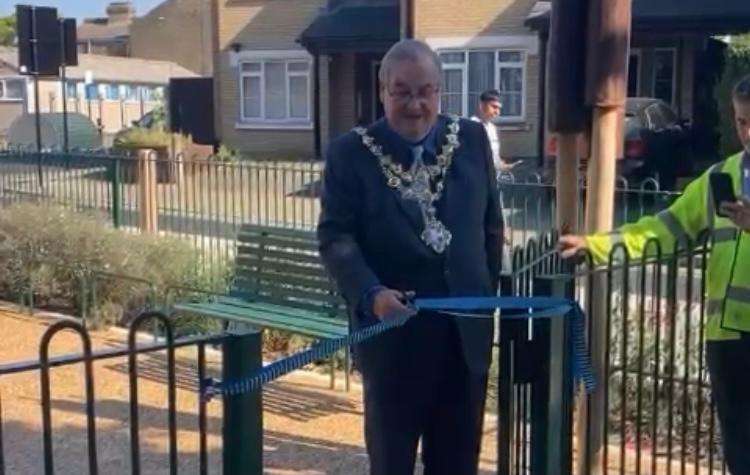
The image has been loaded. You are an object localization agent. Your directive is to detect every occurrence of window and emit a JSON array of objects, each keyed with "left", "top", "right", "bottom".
[
  {"left": 0, "top": 78, "right": 25, "bottom": 101},
  {"left": 645, "top": 103, "right": 678, "bottom": 130},
  {"left": 628, "top": 51, "right": 641, "bottom": 97},
  {"left": 122, "top": 85, "right": 137, "bottom": 102},
  {"left": 653, "top": 49, "right": 675, "bottom": 106},
  {"left": 104, "top": 83, "right": 121, "bottom": 101},
  {"left": 85, "top": 83, "right": 99, "bottom": 100},
  {"left": 239, "top": 59, "right": 312, "bottom": 124},
  {"left": 65, "top": 81, "right": 78, "bottom": 99},
  {"left": 438, "top": 50, "right": 525, "bottom": 121},
  {"left": 140, "top": 86, "right": 155, "bottom": 102}
]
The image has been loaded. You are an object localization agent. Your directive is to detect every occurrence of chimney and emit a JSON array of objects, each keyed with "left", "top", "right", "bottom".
[{"left": 106, "top": 1, "right": 135, "bottom": 25}]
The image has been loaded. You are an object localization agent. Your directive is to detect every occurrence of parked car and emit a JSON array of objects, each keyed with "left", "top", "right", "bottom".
[{"left": 547, "top": 98, "right": 693, "bottom": 189}]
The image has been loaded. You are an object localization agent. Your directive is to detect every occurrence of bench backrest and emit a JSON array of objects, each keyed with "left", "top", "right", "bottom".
[{"left": 232, "top": 225, "right": 347, "bottom": 318}]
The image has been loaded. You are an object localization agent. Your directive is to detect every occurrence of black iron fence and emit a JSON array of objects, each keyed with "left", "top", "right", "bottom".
[
  {"left": 0, "top": 151, "right": 682, "bottom": 281},
  {"left": 498, "top": 172, "right": 679, "bottom": 250},
  {"left": 0, "top": 313, "right": 263, "bottom": 475},
  {"left": 506, "top": 233, "right": 728, "bottom": 475}
]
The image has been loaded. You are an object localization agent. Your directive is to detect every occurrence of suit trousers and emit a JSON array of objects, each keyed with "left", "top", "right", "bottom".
[
  {"left": 359, "top": 312, "right": 489, "bottom": 475},
  {"left": 706, "top": 333, "right": 750, "bottom": 475}
]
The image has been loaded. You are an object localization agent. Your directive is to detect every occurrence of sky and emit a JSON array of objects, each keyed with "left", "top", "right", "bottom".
[{"left": 2, "top": 1, "right": 165, "bottom": 20}]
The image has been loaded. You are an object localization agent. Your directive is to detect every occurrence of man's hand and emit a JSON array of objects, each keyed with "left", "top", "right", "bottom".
[
  {"left": 557, "top": 234, "right": 588, "bottom": 259},
  {"left": 720, "top": 197, "right": 750, "bottom": 232},
  {"left": 372, "top": 288, "right": 412, "bottom": 320},
  {"left": 498, "top": 160, "right": 520, "bottom": 172}
]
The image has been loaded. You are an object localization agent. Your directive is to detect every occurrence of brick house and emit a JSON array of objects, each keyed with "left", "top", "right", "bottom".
[
  {"left": 212, "top": 0, "right": 750, "bottom": 161},
  {"left": 130, "top": 0, "right": 214, "bottom": 76},
  {"left": 212, "top": 0, "right": 543, "bottom": 159},
  {"left": 77, "top": 1, "right": 135, "bottom": 57}
]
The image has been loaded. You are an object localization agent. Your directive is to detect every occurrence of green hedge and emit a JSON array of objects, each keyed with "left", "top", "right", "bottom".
[{"left": 0, "top": 203, "right": 224, "bottom": 333}]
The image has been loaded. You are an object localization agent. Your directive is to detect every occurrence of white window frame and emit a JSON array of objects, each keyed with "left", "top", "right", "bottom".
[
  {"left": 238, "top": 57, "right": 313, "bottom": 128},
  {"left": 652, "top": 48, "right": 677, "bottom": 107},
  {"left": 64, "top": 80, "right": 79, "bottom": 100},
  {"left": 439, "top": 52, "right": 469, "bottom": 118},
  {"left": 437, "top": 48, "right": 527, "bottom": 123},
  {"left": 0, "top": 77, "right": 27, "bottom": 102},
  {"left": 496, "top": 51, "right": 526, "bottom": 122}
]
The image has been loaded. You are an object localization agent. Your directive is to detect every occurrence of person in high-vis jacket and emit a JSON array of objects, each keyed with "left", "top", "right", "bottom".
[{"left": 559, "top": 75, "right": 750, "bottom": 474}]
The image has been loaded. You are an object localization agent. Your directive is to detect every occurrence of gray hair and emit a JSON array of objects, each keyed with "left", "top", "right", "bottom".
[
  {"left": 733, "top": 75, "right": 750, "bottom": 102},
  {"left": 378, "top": 39, "right": 443, "bottom": 88}
]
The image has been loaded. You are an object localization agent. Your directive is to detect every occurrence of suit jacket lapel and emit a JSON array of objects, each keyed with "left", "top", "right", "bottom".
[
  {"left": 431, "top": 116, "right": 450, "bottom": 217},
  {"left": 367, "top": 120, "right": 425, "bottom": 236}
]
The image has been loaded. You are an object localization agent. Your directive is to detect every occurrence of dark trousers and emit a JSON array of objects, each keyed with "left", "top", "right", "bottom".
[
  {"left": 706, "top": 334, "right": 750, "bottom": 475},
  {"left": 357, "top": 312, "right": 489, "bottom": 475}
]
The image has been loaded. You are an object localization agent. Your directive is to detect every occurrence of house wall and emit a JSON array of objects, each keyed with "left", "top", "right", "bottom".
[
  {"left": 0, "top": 102, "right": 24, "bottom": 142},
  {"left": 213, "top": 0, "right": 325, "bottom": 158},
  {"left": 0, "top": 67, "right": 27, "bottom": 141},
  {"left": 413, "top": 0, "right": 541, "bottom": 159},
  {"left": 78, "top": 40, "right": 130, "bottom": 57},
  {"left": 328, "top": 53, "right": 358, "bottom": 141},
  {"left": 25, "top": 80, "right": 160, "bottom": 135},
  {"left": 130, "top": 0, "right": 214, "bottom": 76}
]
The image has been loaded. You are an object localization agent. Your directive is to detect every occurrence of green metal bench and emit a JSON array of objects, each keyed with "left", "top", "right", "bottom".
[{"left": 171, "top": 224, "right": 352, "bottom": 390}]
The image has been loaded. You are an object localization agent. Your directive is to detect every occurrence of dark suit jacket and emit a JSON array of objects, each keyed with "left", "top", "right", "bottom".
[{"left": 317, "top": 115, "right": 503, "bottom": 374}]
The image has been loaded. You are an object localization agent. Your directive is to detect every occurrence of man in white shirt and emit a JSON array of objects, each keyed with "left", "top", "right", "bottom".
[
  {"left": 471, "top": 89, "right": 518, "bottom": 174},
  {"left": 471, "top": 89, "right": 516, "bottom": 271}
]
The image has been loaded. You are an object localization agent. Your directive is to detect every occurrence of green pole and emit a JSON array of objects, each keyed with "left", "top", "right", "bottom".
[
  {"left": 222, "top": 330, "right": 263, "bottom": 475},
  {"left": 111, "top": 158, "right": 122, "bottom": 228}
]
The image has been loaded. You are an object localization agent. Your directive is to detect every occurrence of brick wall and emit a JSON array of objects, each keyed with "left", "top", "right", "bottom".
[
  {"left": 130, "top": 0, "right": 213, "bottom": 76},
  {"left": 213, "top": 0, "right": 325, "bottom": 157}
]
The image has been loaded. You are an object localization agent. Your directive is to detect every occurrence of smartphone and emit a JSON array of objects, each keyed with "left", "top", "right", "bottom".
[{"left": 710, "top": 173, "right": 737, "bottom": 217}]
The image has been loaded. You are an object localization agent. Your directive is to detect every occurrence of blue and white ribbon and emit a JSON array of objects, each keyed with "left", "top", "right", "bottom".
[{"left": 201, "top": 297, "right": 595, "bottom": 401}]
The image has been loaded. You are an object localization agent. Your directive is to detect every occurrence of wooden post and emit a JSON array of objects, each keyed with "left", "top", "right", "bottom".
[
  {"left": 547, "top": 0, "right": 588, "bottom": 233},
  {"left": 584, "top": 106, "right": 620, "bottom": 232},
  {"left": 578, "top": 2, "right": 632, "bottom": 474},
  {"left": 556, "top": 134, "right": 580, "bottom": 232},
  {"left": 137, "top": 149, "right": 158, "bottom": 234}
]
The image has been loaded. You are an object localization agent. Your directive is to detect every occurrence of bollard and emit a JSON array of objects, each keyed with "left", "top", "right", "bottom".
[
  {"left": 222, "top": 330, "right": 263, "bottom": 475},
  {"left": 498, "top": 273, "right": 574, "bottom": 475}
]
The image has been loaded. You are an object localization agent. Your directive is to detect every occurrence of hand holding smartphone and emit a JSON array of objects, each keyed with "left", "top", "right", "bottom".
[{"left": 710, "top": 173, "right": 738, "bottom": 218}]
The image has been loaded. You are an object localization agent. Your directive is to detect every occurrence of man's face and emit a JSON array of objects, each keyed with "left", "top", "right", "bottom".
[
  {"left": 734, "top": 98, "right": 750, "bottom": 153},
  {"left": 380, "top": 57, "right": 440, "bottom": 142},
  {"left": 479, "top": 99, "right": 501, "bottom": 121}
]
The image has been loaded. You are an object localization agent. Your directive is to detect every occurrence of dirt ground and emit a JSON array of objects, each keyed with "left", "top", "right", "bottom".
[{"left": 0, "top": 303, "right": 498, "bottom": 474}]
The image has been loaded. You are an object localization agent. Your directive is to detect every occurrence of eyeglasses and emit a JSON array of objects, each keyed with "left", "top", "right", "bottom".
[{"left": 386, "top": 85, "right": 440, "bottom": 104}]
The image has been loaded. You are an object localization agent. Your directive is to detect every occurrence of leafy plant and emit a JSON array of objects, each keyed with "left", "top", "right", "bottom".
[
  {"left": 0, "top": 203, "right": 226, "bottom": 332},
  {"left": 0, "top": 15, "right": 16, "bottom": 47}
]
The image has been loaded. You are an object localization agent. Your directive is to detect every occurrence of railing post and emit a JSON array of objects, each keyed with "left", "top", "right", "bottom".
[
  {"left": 223, "top": 330, "right": 263, "bottom": 475},
  {"left": 533, "top": 274, "right": 574, "bottom": 475},
  {"left": 497, "top": 273, "right": 575, "bottom": 475},
  {"left": 111, "top": 158, "right": 122, "bottom": 228}
]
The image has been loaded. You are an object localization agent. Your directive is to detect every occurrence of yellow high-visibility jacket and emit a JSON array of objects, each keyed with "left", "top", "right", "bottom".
[{"left": 586, "top": 152, "right": 750, "bottom": 341}]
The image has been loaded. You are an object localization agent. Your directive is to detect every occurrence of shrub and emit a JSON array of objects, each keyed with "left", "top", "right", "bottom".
[
  {"left": 0, "top": 203, "right": 225, "bottom": 332},
  {"left": 113, "top": 127, "right": 173, "bottom": 150}
]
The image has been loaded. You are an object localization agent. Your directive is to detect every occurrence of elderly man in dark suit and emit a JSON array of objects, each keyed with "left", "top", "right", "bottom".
[{"left": 317, "top": 39, "right": 503, "bottom": 475}]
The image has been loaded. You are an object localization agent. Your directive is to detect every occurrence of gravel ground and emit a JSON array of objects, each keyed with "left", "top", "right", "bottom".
[{"left": 0, "top": 303, "right": 498, "bottom": 474}]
